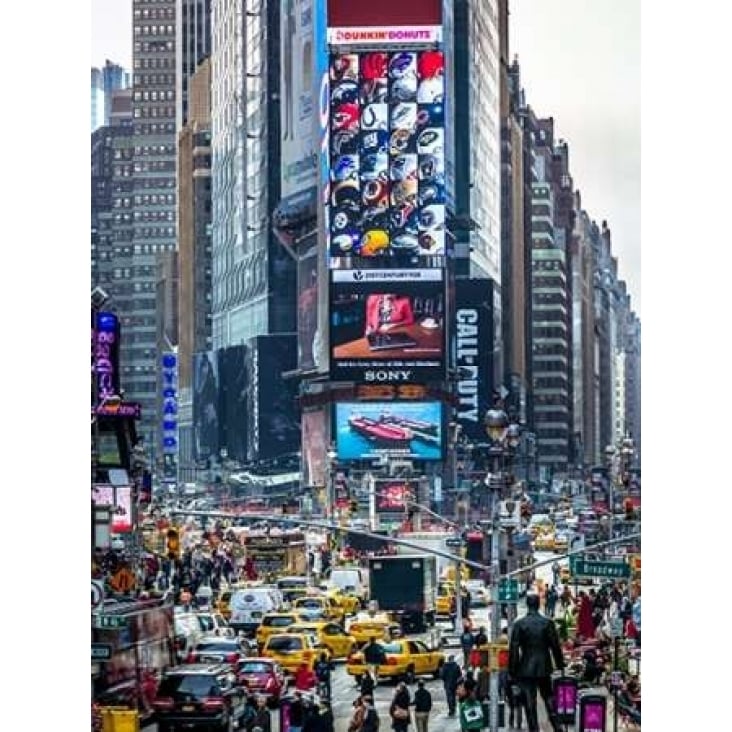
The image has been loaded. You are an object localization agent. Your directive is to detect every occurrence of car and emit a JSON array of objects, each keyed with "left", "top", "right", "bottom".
[
  {"left": 185, "top": 636, "right": 253, "bottom": 665},
  {"left": 276, "top": 576, "right": 310, "bottom": 605},
  {"left": 235, "top": 657, "right": 287, "bottom": 707},
  {"left": 347, "top": 611, "right": 399, "bottom": 644},
  {"left": 255, "top": 612, "right": 306, "bottom": 648},
  {"left": 292, "top": 595, "right": 345, "bottom": 624},
  {"left": 346, "top": 639, "right": 445, "bottom": 684},
  {"left": 326, "top": 587, "right": 361, "bottom": 615},
  {"left": 435, "top": 581, "right": 456, "bottom": 617},
  {"left": 152, "top": 663, "right": 249, "bottom": 731},
  {"left": 287, "top": 621, "right": 359, "bottom": 659},
  {"left": 465, "top": 580, "right": 490, "bottom": 607},
  {"left": 261, "top": 632, "right": 332, "bottom": 674},
  {"left": 196, "top": 612, "right": 236, "bottom": 638},
  {"left": 174, "top": 612, "right": 205, "bottom": 663}
]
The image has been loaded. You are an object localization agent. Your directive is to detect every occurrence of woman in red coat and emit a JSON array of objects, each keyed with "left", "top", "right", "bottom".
[{"left": 576, "top": 592, "right": 595, "bottom": 641}]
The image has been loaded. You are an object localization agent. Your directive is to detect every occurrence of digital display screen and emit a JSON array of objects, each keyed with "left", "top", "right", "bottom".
[
  {"left": 334, "top": 401, "right": 444, "bottom": 461},
  {"left": 329, "top": 268, "right": 445, "bottom": 382},
  {"left": 328, "top": 50, "right": 446, "bottom": 263},
  {"left": 92, "top": 484, "right": 133, "bottom": 534},
  {"left": 374, "top": 481, "right": 415, "bottom": 512}
]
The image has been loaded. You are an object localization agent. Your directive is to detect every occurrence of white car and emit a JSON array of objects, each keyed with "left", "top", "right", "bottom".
[{"left": 465, "top": 580, "right": 490, "bottom": 607}]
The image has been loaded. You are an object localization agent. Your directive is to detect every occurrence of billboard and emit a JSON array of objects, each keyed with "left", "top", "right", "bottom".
[
  {"left": 94, "top": 311, "right": 120, "bottom": 403},
  {"left": 302, "top": 409, "right": 328, "bottom": 487},
  {"left": 192, "top": 351, "right": 220, "bottom": 461},
  {"left": 297, "top": 250, "right": 320, "bottom": 372},
  {"left": 160, "top": 353, "right": 178, "bottom": 454},
  {"left": 374, "top": 480, "right": 415, "bottom": 513},
  {"left": 329, "top": 268, "right": 445, "bottom": 382},
  {"left": 92, "top": 484, "right": 133, "bottom": 533},
  {"left": 281, "top": 0, "right": 317, "bottom": 199},
  {"left": 335, "top": 401, "right": 444, "bottom": 461},
  {"left": 328, "top": 49, "right": 446, "bottom": 263},
  {"left": 327, "top": 1, "right": 442, "bottom": 45},
  {"left": 218, "top": 345, "right": 248, "bottom": 464},
  {"left": 453, "top": 280, "right": 494, "bottom": 440}
]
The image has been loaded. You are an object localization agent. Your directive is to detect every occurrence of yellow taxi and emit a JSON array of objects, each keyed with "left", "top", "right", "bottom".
[
  {"left": 346, "top": 639, "right": 445, "bottom": 684},
  {"left": 436, "top": 581, "right": 456, "bottom": 617},
  {"left": 292, "top": 595, "right": 345, "bottom": 624},
  {"left": 442, "top": 565, "right": 469, "bottom": 583},
  {"left": 214, "top": 588, "right": 233, "bottom": 621},
  {"left": 287, "top": 621, "right": 359, "bottom": 659},
  {"left": 255, "top": 612, "right": 306, "bottom": 648},
  {"left": 261, "top": 632, "right": 332, "bottom": 673},
  {"left": 327, "top": 587, "right": 361, "bottom": 616},
  {"left": 347, "top": 611, "right": 398, "bottom": 645}
]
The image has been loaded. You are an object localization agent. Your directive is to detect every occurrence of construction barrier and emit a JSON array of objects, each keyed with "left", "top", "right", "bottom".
[{"left": 100, "top": 707, "right": 140, "bottom": 732}]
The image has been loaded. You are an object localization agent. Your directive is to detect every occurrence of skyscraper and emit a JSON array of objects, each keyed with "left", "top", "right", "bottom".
[
  {"left": 91, "top": 68, "right": 105, "bottom": 132},
  {"left": 92, "top": 61, "right": 131, "bottom": 131},
  {"left": 178, "top": 0, "right": 212, "bottom": 127}
]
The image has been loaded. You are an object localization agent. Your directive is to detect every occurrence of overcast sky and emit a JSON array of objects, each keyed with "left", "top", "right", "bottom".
[{"left": 92, "top": 0, "right": 641, "bottom": 315}]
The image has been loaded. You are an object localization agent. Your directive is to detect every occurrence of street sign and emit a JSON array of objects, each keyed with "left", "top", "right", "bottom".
[
  {"left": 110, "top": 567, "right": 136, "bottom": 593},
  {"left": 445, "top": 536, "right": 465, "bottom": 549},
  {"left": 569, "top": 557, "right": 630, "bottom": 579},
  {"left": 93, "top": 615, "right": 127, "bottom": 629},
  {"left": 91, "top": 580, "right": 105, "bottom": 609},
  {"left": 91, "top": 643, "right": 112, "bottom": 661},
  {"left": 498, "top": 578, "right": 520, "bottom": 603}
]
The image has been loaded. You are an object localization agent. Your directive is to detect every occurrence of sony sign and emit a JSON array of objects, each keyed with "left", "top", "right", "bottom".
[{"left": 364, "top": 369, "right": 414, "bottom": 383}]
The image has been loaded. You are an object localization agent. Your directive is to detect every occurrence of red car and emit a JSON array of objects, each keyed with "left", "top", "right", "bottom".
[{"left": 236, "top": 658, "right": 287, "bottom": 707}]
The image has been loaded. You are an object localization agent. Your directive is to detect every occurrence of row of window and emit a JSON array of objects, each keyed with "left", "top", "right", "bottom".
[
  {"left": 134, "top": 226, "right": 176, "bottom": 238},
  {"left": 135, "top": 194, "right": 175, "bottom": 205},
  {"left": 134, "top": 25, "right": 175, "bottom": 36},
  {"left": 134, "top": 211, "right": 175, "bottom": 222},
  {"left": 133, "top": 90, "right": 175, "bottom": 102},
  {"left": 133, "top": 6, "right": 174, "bottom": 21},
  {"left": 134, "top": 123, "right": 176, "bottom": 135},
  {"left": 134, "top": 144, "right": 176, "bottom": 155},
  {"left": 133, "top": 106, "right": 175, "bottom": 119},
  {"left": 133, "top": 73, "right": 175, "bottom": 86},
  {"left": 133, "top": 160, "right": 176, "bottom": 173},
  {"left": 113, "top": 166, "right": 133, "bottom": 178},
  {"left": 134, "top": 41, "right": 175, "bottom": 53},
  {"left": 133, "top": 56, "right": 174, "bottom": 70},
  {"left": 134, "top": 177, "right": 176, "bottom": 189}
]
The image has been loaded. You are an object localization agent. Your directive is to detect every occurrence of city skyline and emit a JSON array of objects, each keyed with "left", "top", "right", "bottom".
[{"left": 91, "top": 0, "right": 640, "bottom": 317}]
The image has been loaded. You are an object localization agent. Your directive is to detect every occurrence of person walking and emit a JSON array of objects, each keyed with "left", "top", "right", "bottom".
[
  {"left": 545, "top": 585, "right": 558, "bottom": 618},
  {"left": 360, "top": 669, "right": 376, "bottom": 699},
  {"left": 458, "top": 688, "right": 484, "bottom": 731},
  {"left": 364, "top": 638, "right": 387, "bottom": 684},
  {"left": 315, "top": 651, "right": 333, "bottom": 701},
  {"left": 288, "top": 691, "right": 306, "bottom": 732},
  {"left": 389, "top": 682, "right": 412, "bottom": 732},
  {"left": 361, "top": 696, "right": 381, "bottom": 732},
  {"left": 440, "top": 654, "right": 462, "bottom": 716},
  {"left": 508, "top": 593, "right": 565, "bottom": 732},
  {"left": 246, "top": 696, "right": 272, "bottom": 732},
  {"left": 347, "top": 696, "right": 366, "bottom": 732},
  {"left": 412, "top": 679, "right": 432, "bottom": 732},
  {"left": 460, "top": 623, "right": 476, "bottom": 669}
]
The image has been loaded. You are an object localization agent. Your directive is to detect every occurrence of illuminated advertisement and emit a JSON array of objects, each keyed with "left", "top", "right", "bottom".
[
  {"left": 335, "top": 401, "right": 444, "bottom": 461},
  {"left": 302, "top": 409, "right": 328, "bottom": 487},
  {"left": 92, "top": 484, "right": 133, "bottom": 534},
  {"left": 330, "top": 268, "right": 445, "bottom": 382},
  {"left": 94, "top": 311, "right": 120, "bottom": 403},
  {"left": 160, "top": 353, "right": 178, "bottom": 456},
  {"left": 281, "top": 0, "right": 317, "bottom": 199},
  {"left": 328, "top": 49, "right": 446, "bottom": 262},
  {"left": 374, "top": 480, "right": 416, "bottom": 513}
]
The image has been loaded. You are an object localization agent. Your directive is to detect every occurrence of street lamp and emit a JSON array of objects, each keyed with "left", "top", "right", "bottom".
[
  {"left": 605, "top": 444, "right": 617, "bottom": 538},
  {"left": 326, "top": 447, "right": 337, "bottom": 520}
]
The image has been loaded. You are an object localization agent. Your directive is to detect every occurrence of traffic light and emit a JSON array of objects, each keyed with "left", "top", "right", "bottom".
[
  {"left": 624, "top": 498, "right": 634, "bottom": 522},
  {"left": 349, "top": 498, "right": 359, "bottom": 514},
  {"left": 166, "top": 527, "right": 180, "bottom": 560}
]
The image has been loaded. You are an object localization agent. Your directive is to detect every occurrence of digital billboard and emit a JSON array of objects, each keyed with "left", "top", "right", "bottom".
[
  {"left": 328, "top": 50, "right": 446, "bottom": 263},
  {"left": 218, "top": 345, "right": 248, "bottom": 464},
  {"left": 374, "top": 480, "right": 416, "bottom": 513},
  {"left": 193, "top": 351, "right": 220, "bottom": 462},
  {"left": 302, "top": 409, "right": 328, "bottom": 487},
  {"left": 335, "top": 401, "right": 444, "bottom": 461},
  {"left": 94, "top": 311, "right": 120, "bottom": 403},
  {"left": 330, "top": 268, "right": 445, "bottom": 382},
  {"left": 92, "top": 484, "right": 133, "bottom": 534}
]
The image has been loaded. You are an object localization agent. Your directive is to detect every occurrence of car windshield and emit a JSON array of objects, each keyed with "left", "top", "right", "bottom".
[
  {"left": 267, "top": 636, "right": 303, "bottom": 652},
  {"left": 266, "top": 617, "right": 295, "bottom": 627},
  {"left": 239, "top": 661, "right": 273, "bottom": 673},
  {"left": 296, "top": 599, "right": 323, "bottom": 608},
  {"left": 380, "top": 642, "right": 402, "bottom": 654},
  {"left": 158, "top": 675, "right": 220, "bottom": 700},
  {"left": 196, "top": 641, "right": 236, "bottom": 653}
]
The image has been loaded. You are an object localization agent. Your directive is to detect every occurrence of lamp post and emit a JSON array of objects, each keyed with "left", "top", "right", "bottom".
[
  {"left": 604, "top": 444, "right": 617, "bottom": 540},
  {"left": 326, "top": 447, "right": 337, "bottom": 521}
]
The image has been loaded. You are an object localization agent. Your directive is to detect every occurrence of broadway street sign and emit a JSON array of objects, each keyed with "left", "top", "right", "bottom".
[{"left": 569, "top": 557, "right": 630, "bottom": 580}]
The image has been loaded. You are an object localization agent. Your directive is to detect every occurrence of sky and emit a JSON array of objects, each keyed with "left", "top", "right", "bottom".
[{"left": 91, "top": 0, "right": 641, "bottom": 315}]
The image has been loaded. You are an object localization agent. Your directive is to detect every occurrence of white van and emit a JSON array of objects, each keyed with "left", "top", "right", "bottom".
[
  {"left": 326, "top": 567, "right": 368, "bottom": 601},
  {"left": 229, "top": 586, "right": 282, "bottom": 634}
]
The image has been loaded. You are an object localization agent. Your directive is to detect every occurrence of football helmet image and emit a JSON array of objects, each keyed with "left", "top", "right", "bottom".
[
  {"left": 360, "top": 229, "right": 390, "bottom": 256},
  {"left": 417, "top": 76, "right": 444, "bottom": 104},
  {"left": 419, "top": 204, "right": 445, "bottom": 231},
  {"left": 361, "top": 52, "right": 388, "bottom": 80},
  {"left": 391, "top": 73, "right": 418, "bottom": 102},
  {"left": 360, "top": 129, "right": 389, "bottom": 155},
  {"left": 331, "top": 208, "right": 357, "bottom": 232},
  {"left": 332, "top": 232, "right": 360, "bottom": 254},
  {"left": 418, "top": 50, "right": 445, "bottom": 80},
  {"left": 389, "top": 52, "right": 416, "bottom": 79},
  {"left": 360, "top": 207, "right": 390, "bottom": 231},
  {"left": 362, "top": 179, "right": 389, "bottom": 209},
  {"left": 418, "top": 230, "right": 445, "bottom": 254},
  {"left": 391, "top": 179, "right": 418, "bottom": 207},
  {"left": 331, "top": 155, "right": 359, "bottom": 182},
  {"left": 390, "top": 202, "right": 418, "bottom": 231},
  {"left": 416, "top": 103, "right": 445, "bottom": 130},
  {"left": 331, "top": 128, "right": 359, "bottom": 155},
  {"left": 389, "top": 128, "right": 416, "bottom": 155},
  {"left": 418, "top": 154, "right": 444, "bottom": 182},
  {"left": 417, "top": 127, "right": 444, "bottom": 155},
  {"left": 390, "top": 103, "right": 417, "bottom": 131},
  {"left": 418, "top": 181, "right": 445, "bottom": 206},
  {"left": 331, "top": 179, "right": 360, "bottom": 211},
  {"left": 390, "top": 154, "right": 418, "bottom": 182},
  {"left": 331, "top": 54, "right": 358, "bottom": 81},
  {"left": 360, "top": 152, "right": 388, "bottom": 181},
  {"left": 361, "top": 103, "right": 388, "bottom": 131},
  {"left": 331, "top": 81, "right": 359, "bottom": 106},
  {"left": 360, "top": 78, "right": 388, "bottom": 104},
  {"left": 332, "top": 103, "right": 359, "bottom": 132},
  {"left": 391, "top": 234, "right": 420, "bottom": 252}
]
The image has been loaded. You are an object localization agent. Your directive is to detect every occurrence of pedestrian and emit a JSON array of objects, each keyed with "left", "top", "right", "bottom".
[
  {"left": 295, "top": 661, "right": 317, "bottom": 692},
  {"left": 315, "top": 651, "right": 333, "bottom": 700},
  {"left": 460, "top": 588, "right": 471, "bottom": 623},
  {"left": 289, "top": 691, "right": 306, "bottom": 732},
  {"left": 499, "top": 669, "right": 524, "bottom": 730},
  {"left": 412, "top": 679, "right": 432, "bottom": 732},
  {"left": 316, "top": 702, "right": 335, "bottom": 732},
  {"left": 246, "top": 695, "right": 272, "bottom": 732},
  {"left": 460, "top": 623, "right": 475, "bottom": 669},
  {"left": 575, "top": 591, "right": 594, "bottom": 641},
  {"left": 545, "top": 585, "right": 558, "bottom": 618},
  {"left": 363, "top": 638, "right": 387, "bottom": 684},
  {"left": 508, "top": 593, "right": 565, "bottom": 732},
  {"left": 361, "top": 696, "right": 381, "bottom": 732},
  {"left": 474, "top": 626, "right": 488, "bottom": 647},
  {"left": 551, "top": 561, "right": 560, "bottom": 586},
  {"left": 348, "top": 696, "right": 366, "bottom": 732},
  {"left": 360, "top": 669, "right": 376, "bottom": 698},
  {"left": 458, "top": 688, "right": 484, "bottom": 731},
  {"left": 440, "top": 653, "right": 461, "bottom": 717},
  {"left": 389, "top": 682, "right": 412, "bottom": 732}
]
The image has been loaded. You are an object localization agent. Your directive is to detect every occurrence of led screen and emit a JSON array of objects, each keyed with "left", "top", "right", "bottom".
[
  {"left": 329, "top": 268, "right": 445, "bottom": 382},
  {"left": 328, "top": 50, "right": 446, "bottom": 263},
  {"left": 335, "top": 401, "right": 444, "bottom": 461}
]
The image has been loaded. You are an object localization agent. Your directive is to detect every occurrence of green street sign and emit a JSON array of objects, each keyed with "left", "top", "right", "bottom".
[
  {"left": 498, "top": 578, "right": 520, "bottom": 603},
  {"left": 93, "top": 614, "right": 128, "bottom": 629},
  {"left": 569, "top": 557, "right": 630, "bottom": 579}
]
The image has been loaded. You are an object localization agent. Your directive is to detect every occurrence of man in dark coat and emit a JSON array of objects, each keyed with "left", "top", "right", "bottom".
[
  {"left": 508, "top": 593, "right": 565, "bottom": 732},
  {"left": 440, "top": 654, "right": 462, "bottom": 716}
]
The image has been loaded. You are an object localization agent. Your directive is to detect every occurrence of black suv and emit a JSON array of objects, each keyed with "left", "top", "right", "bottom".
[{"left": 153, "top": 664, "right": 248, "bottom": 731}]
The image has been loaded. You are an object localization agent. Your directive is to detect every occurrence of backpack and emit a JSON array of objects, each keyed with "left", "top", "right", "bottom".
[{"left": 461, "top": 631, "right": 474, "bottom": 648}]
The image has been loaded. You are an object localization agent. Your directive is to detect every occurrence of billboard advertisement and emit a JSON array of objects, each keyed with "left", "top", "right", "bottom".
[
  {"left": 92, "top": 484, "right": 133, "bottom": 533},
  {"left": 374, "top": 480, "right": 415, "bottom": 513},
  {"left": 453, "top": 280, "right": 494, "bottom": 440},
  {"left": 297, "top": 250, "right": 320, "bottom": 372},
  {"left": 193, "top": 351, "right": 220, "bottom": 462},
  {"left": 328, "top": 49, "right": 446, "bottom": 263},
  {"left": 281, "top": 0, "right": 317, "bottom": 199},
  {"left": 327, "top": 1, "right": 442, "bottom": 45},
  {"left": 94, "top": 311, "right": 120, "bottom": 403},
  {"left": 302, "top": 409, "right": 328, "bottom": 487},
  {"left": 334, "top": 400, "right": 444, "bottom": 461},
  {"left": 329, "top": 268, "right": 445, "bottom": 382},
  {"left": 218, "top": 345, "right": 248, "bottom": 464}
]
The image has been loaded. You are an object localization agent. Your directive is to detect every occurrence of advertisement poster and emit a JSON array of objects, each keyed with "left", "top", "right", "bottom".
[
  {"left": 92, "top": 484, "right": 133, "bottom": 533},
  {"left": 335, "top": 401, "right": 443, "bottom": 461},
  {"left": 374, "top": 480, "right": 415, "bottom": 512},
  {"left": 281, "top": 0, "right": 317, "bottom": 199},
  {"left": 579, "top": 699, "right": 606, "bottom": 732},
  {"left": 328, "top": 49, "right": 446, "bottom": 262},
  {"left": 94, "top": 311, "right": 120, "bottom": 402},
  {"left": 327, "top": 0, "right": 443, "bottom": 38},
  {"left": 330, "top": 269, "right": 445, "bottom": 382},
  {"left": 218, "top": 345, "right": 248, "bottom": 464},
  {"left": 193, "top": 351, "right": 220, "bottom": 461},
  {"left": 302, "top": 409, "right": 328, "bottom": 487},
  {"left": 298, "top": 250, "right": 319, "bottom": 372}
]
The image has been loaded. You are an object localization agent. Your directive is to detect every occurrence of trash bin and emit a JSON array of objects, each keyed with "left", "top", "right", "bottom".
[
  {"left": 578, "top": 692, "right": 607, "bottom": 732},
  {"left": 553, "top": 675, "right": 578, "bottom": 725},
  {"left": 100, "top": 707, "right": 140, "bottom": 732}
]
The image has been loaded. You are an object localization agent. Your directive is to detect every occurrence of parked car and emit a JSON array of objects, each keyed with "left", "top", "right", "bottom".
[{"left": 153, "top": 664, "right": 249, "bottom": 731}]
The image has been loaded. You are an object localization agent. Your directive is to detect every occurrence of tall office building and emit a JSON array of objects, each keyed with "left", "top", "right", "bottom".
[
  {"left": 177, "top": 0, "right": 212, "bottom": 127},
  {"left": 92, "top": 61, "right": 131, "bottom": 131},
  {"left": 624, "top": 313, "right": 641, "bottom": 462},
  {"left": 128, "top": 0, "right": 179, "bottom": 443},
  {"left": 91, "top": 68, "right": 105, "bottom": 132}
]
